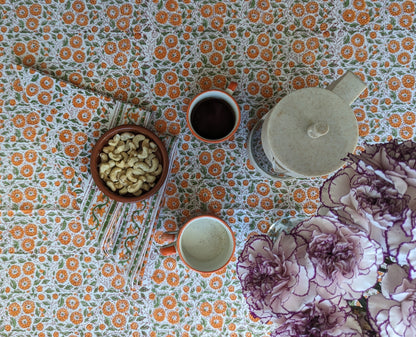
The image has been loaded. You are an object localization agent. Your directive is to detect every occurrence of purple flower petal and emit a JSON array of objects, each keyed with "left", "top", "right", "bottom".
[
  {"left": 292, "top": 216, "right": 383, "bottom": 300},
  {"left": 237, "top": 234, "right": 315, "bottom": 321}
]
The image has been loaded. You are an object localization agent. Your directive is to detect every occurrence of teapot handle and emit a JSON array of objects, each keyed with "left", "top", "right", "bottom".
[{"left": 326, "top": 71, "right": 366, "bottom": 106}]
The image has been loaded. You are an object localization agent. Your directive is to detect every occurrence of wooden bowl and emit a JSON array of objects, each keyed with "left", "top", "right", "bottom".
[{"left": 90, "top": 124, "right": 169, "bottom": 203}]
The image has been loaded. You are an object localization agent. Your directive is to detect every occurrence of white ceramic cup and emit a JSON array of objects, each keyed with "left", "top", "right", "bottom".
[
  {"left": 186, "top": 82, "right": 240, "bottom": 143},
  {"left": 160, "top": 215, "right": 236, "bottom": 273}
]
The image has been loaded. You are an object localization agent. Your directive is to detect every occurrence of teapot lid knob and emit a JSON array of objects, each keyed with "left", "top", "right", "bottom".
[{"left": 307, "top": 122, "right": 329, "bottom": 139}]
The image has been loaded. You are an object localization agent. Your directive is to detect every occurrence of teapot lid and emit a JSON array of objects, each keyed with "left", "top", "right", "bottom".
[{"left": 261, "top": 87, "right": 358, "bottom": 177}]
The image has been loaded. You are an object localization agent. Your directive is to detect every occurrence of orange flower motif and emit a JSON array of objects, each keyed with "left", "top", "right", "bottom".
[
  {"left": 355, "top": 48, "right": 368, "bottom": 62},
  {"left": 166, "top": 272, "right": 180, "bottom": 286},
  {"left": 114, "top": 52, "right": 127, "bottom": 66},
  {"left": 167, "top": 49, "right": 181, "bottom": 63},
  {"left": 116, "top": 299, "right": 129, "bottom": 313},
  {"left": 247, "top": 45, "right": 259, "bottom": 59},
  {"left": 23, "top": 262, "right": 35, "bottom": 275},
  {"left": 104, "top": 41, "right": 117, "bottom": 55},
  {"left": 22, "top": 300, "right": 35, "bottom": 314},
  {"left": 214, "top": 2, "right": 227, "bottom": 14},
  {"left": 302, "top": 15, "right": 316, "bottom": 29},
  {"left": 162, "top": 296, "right": 177, "bottom": 310},
  {"left": 111, "top": 275, "right": 126, "bottom": 290},
  {"left": 292, "top": 40, "right": 305, "bottom": 54},
  {"left": 201, "top": 5, "right": 213, "bottom": 17},
  {"left": 70, "top": 311, "right": 84, "bottom": 325},
  {"left": 214, "top": 300, "right": 227, "bottom": 314},
  {"left": 101, "top": 263, "right": 115, "bottom": 277},
  {"left": 8, "top": 303, "right": 21, "bottom": 317},
  {"left": 167, "top": 311, "right": 180, "bottom": 325},
  {"left": 359, "top": 123, "right": 370, "bottom": 136},
  {"left": 164, "top": 34, "right": 178, "bottom": 48},
  {"left": 66, "top": 257, "right": 79, "bottom": 271},
  {"left": 72, "top": 234, "right": 85, "bottom": 248},
  {"left": 57, "top": 308, "right": 69, "bottom": 322},
  {"left": 102, "top": 302, "right": 115, "bottom": 316},
  {"left": 13, "top": 42, "right": 26, "bottom": 56},
  {"left": 388, "top": 2, "right": 401, "bottom": 16},
  {"left": 306, "top": 1, "right": 319, "bottom": 13},
  {"left": 112, "top": 314, "right": 126, "bottom": 328},
  {"left": 260, "top": 48, "right": 272, "bottom": 61},
  {"left": 26, "top": 17, "right": 39, "bottom": 30},
  {"left": 58, "top": 231, "right": 71, "bottom": 246},
  {"left": 257, "top": 33, "right": 270, "bottom": 47},
  {"left": 247, "top": 9, "right": 260, "bottom": 22},
  {"left": 200, "top": 41, "right": 213, "bottom": 54},
  {"left": 199, "top": 188, "right": 212, "bottom": 203},
  {"left": 398, "top": 52, "right": 411, "bottom": 65},
  {"left": 247, "top": 194, "right": 259, "bottom": 207},
  {"left": 9, "top": 265, "right": 22, "bottom": 279},
  {"left": 107, "top": 5, "right": 119, "bottom": 19},
  {"left": 168, "top": 86, "right": 180, "bottom": 99},
  {"left": 292, "top": 3, "right": 305, "bottom": 17},
  {"left": 10, "top": 189, "right": 23, "bottom": 203},
  {"left": 16, "top": 5, "right": 29, "bottom": 18},
  {"left": 169, "top": 13, "right": 182, "bottom": 26},
  {"left": 18, "top": 315, "right": 32, "bottom": 329},
  {"left": 400, "top": 126, "right": 413, "bottom": 140},
  {"left": 342, "top": 9, "right": 356, "bottom": 22},
  {"left": 153, "top": 308, "right": 166, "bottom": 322},
  {"left": 256, "top": 183, "right": 270, "bottom": 196},
  {"left": 154, "top": 83, "right": 167, "bottom": 97},
  {"left": 64, "top": 145, "right": 80, "bottom": 158},
  {"left": 66, "top": 296, "right": 80, "bottom": 310},
  {"left": 24, "top": 223, "right": 37, "bottom": 236},
  {"left": 356, "top": 11, "right": 370, "bottom": 25},
  {"left": 403, "top": 111, "right": 415, "bottom": 125},
  {"left": 155, "top": 10, "right": 168, "bottom": 24},
  {"left": 302, "top": 51, "right": 316, "bottom": 65},
  {"left": 351, "top": 33, "right": 365, "bottom": 47},
  {"left": 21, "top": 238, "right": 35, "bottom": 252},
  {"left": 398, "top": 89, "right": 412, "bottom": 102},
  {"left": 18, "top": 276, "right": 32, "bottom": 291}
]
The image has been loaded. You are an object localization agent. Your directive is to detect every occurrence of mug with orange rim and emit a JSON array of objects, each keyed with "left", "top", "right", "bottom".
[
  {"left": 186, "top": 82, "right": 240, "bottom": 144},
  {"left": 160, "top": 215, "right": 236, "bottom": 273}
]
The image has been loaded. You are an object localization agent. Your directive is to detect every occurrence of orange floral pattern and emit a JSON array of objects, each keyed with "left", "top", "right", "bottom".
[{"left": 2, "top": 0, "right": 414, "bottom": 336}]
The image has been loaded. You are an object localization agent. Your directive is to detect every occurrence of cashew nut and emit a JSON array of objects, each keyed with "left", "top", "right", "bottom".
[
  {"left": 120, "top": 132, "right": 134, "bottom": 141},
  {"left": 108, "top": 134, "right": 120, "bottom": 147},
  {"left": 127, "top": 180, "right": 144, "bottom": 193},
  {"left": 98, "top": 132, "right": 164, "bottom": 196},
  {"left": 109, "top": 167, "right": 122, "bottom": 181},
  {"left": 108, "top": 152, "right": 122, "bottom": 161}
]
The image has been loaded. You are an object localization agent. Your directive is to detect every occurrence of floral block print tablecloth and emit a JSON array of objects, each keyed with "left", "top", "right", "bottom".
[{"left": 1, "top": 0, "right": 415, "bottom": 336}]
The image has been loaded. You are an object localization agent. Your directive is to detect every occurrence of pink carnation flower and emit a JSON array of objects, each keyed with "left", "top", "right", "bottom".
[
  {"left": 292, "top": 216, "right": 383, "bottom": 300},
  {"left": 368, "top": 264, "right": 416, "bottom": 337},
  {"left": 237, "top": 234, "right": 315, "bottom": 321}
]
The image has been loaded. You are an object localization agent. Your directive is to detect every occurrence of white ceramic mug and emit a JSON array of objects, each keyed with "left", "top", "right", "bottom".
[
  {"left": 160, "top": 215, "right": 236, "bottom": 273},
  {"left": 186, "top": 82, "right": 240, "bottom": 143}
]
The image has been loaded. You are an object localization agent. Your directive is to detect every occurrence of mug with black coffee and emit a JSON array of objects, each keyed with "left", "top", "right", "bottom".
[{"left": 186, "top": 82, "right": 240, "bottom": 143}]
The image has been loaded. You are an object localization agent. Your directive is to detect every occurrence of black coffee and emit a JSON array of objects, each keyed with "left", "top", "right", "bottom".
[{"left": 190, "top": 98, "right": 236, "bottom": 140}]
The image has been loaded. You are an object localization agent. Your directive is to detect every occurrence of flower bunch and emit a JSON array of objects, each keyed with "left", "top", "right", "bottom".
[{"left": 237, "top": 140, "right": 416, "bottom": 337}]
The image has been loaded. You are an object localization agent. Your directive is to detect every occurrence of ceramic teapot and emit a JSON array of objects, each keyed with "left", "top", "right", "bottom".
[{"left": 249, "top": 71, "right": 367, "bottom": 179}]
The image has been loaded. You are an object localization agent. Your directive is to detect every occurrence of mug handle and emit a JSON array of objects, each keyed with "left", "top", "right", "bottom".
[
  {"left": 159, "top": 231, "right": 178, "bottom": 256},
  {"left": 225, "top": 82, "right": 237, "bottom": 95},
  {"left": 160, "top": 243, "right": 177, "bottom": 256}
]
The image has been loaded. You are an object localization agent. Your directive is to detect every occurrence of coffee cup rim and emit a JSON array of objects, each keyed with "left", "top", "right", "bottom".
[
  {"left": 177, "top": 215, "right": 236, "bottom": 273},
  {"left": 186, "top": 89, "right": 241, "bottom": 144}
]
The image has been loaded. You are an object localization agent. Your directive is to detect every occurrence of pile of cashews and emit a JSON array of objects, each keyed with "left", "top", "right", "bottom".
[{"left": 98, "top": 132, "right": 163, "bottom": 197}]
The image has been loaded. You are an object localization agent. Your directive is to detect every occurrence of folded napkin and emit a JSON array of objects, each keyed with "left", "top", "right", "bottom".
[{"left": 1, "top": 64, "right": 176, "bottom": 287}]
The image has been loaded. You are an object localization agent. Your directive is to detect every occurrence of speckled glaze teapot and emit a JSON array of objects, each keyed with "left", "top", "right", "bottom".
[{"left": 259, "top": 71, "right": 367, "bottom": 179}]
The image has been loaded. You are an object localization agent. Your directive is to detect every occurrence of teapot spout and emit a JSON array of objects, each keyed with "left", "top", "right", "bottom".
[{"left": 326, "top": 71, "right": 367, "bottom": 106}]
